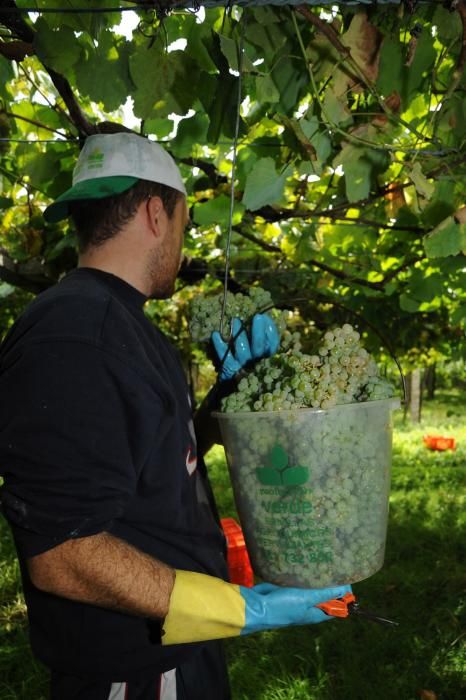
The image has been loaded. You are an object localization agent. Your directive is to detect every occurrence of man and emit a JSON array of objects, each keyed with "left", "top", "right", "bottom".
[{"left": 0, "top": 132, "right": 350, "bottom": 700}]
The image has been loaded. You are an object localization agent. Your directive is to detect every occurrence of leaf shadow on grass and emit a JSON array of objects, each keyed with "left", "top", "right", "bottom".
[{"left": 0, "top": 629, "right": 48, "bottom": 700}]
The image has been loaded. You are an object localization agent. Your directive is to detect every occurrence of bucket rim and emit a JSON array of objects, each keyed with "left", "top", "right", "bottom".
[{"left": 212, "top": 397, "right": 401, "bottom": 420}]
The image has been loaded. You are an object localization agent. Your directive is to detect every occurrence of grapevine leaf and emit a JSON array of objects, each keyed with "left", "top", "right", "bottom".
[
  {"left": 334, "top": 145, "right": 371, "bottom": 202},
  {"left": 219, "top": 34, "right": 254, "bottom": 73},
  {"left": 306, "top": 32, "right": 340, "bottom": 84},
  {"left": 424, "top": 218, "right": 466, "bottom": 258},
  {"left": 399, "top": 294, "right": 420, "bottom": 313},
  {"left": 34, "top": 19, "right": 81, "bottom": 74},
  {"left": 0, "top": 283, "right": 15, "bottom": 299},
  {"left": 408, "top": 163, "right": 435, "bottom": 200},
  {"left": 271, "top": 57, "right": 307, "bottom": 113},
  {"left": 129, "top": 44, "right": 200, "bottom": 120},
  {"left": 185, "top": 16, "right": 217, "bottom": 72},
  {"left": 276, "top": 116, "right": 316, "bottom": 160},
  {"left": 75, "top": 32, "right": 130, "bottom": 112},
  {"left": 251, "top": 7, "right": 282, "bottom": 26},
  {"left": 451, "top": 305, "right": 466, "bottom": 326},
  {"left": 437, "top": 93, "right": 465, "bottom": 141},
  {"left": 255, "top": 74, "right": 280, "bottom": 105},
  {"left": 401, "top": 33, "right": 436, "bottom": 105},
  {"left": 143, "top": 117, "right": 174, "bottom": 139},
  {"left": 22, "top": 150, "right": 61, "bottom": 190},
  {"left": 376, "top": 37, "right": 403, "bottom": 97},
  {"left": 245, "top": 18, "right": 286, "bottom": 56},
  {"left": 0, "top": 197, "right": 13, "bottom": 210},
  {"left": 242, "top": 158, "right": 291, "bottom": 211},
  {"left": 170, "top": 111, "right": 209, "bottom": 159},
  {"left": 129, "top": 45, "right": 176, "bottom": 119},
  {"left": 433, "top": 5, "right": 462, "bottom": 41},
  {"left": 301, "top": 115, "right": 332, "bottom": 163},
  {"left": 193, "top": 195, "right": 245, "bottom": 227},
  {"left": 169, "top": 51, "right": 202, "bottom": 116},
  {"left": 345, "top": 158, "right": 372, "bottom": 202},
  {"left": 282, "top": 223, "right": 318, "bottom": 264},
  {"left": 30, "top": 0, "right": 120, "bottom": 34},
  {"left": 202, "top": 72, "right": 242, "bottom": 144},
  {"left": 0, "top": 57, "right": 14, "bottom": 99},
  {"left": 422, "top": 180, "right": 457, "bottom": 227},
  {"left": 335, "top": 141, "right": 387, "bottom": 203},
  {"left": 323, "top": 87, "right": 352, "bottom": 127},
  {"left": 340, "top": 12, "right": 382, "bottom": 87},
  {"left": 408, "top": 273, "right": 445, "bottom": 302}
]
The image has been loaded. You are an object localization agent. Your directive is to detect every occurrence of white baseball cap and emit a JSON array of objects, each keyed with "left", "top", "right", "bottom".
[{"left": 44, "top": 132, "right": 186, "bottom": 223}]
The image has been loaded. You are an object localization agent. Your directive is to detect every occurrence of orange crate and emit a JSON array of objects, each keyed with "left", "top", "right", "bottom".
[
  {"left": 423, "top": 435, "right": 456, "bottom": 451},
  {"left": 221, "top": 518, "right": 254, "bottom": 587}
]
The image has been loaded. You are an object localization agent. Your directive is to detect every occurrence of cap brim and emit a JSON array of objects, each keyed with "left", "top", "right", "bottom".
[{"left": 44, "top": 176, "right": 139, "bottom": 223}]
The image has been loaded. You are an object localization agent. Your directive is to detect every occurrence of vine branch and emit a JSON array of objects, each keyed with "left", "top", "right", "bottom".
[
  {"left": 2, "top": 109, "right": 69, "bottom": 136},
  {"left": 231, "top": 226, "right": 281, "bottom": 254},
  {"left": 0, "top": 38, "right": 32, "bottom": 60},
  {"left": 0, "top": 250, "right": 54, "bottom": 293},
  {"left": 230, "top": 223, "right": 424, "bottom": 293}
]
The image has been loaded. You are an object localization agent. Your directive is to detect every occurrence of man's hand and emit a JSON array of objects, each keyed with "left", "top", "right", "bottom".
[
  {"left": 240, "top": 582, "right": 352, "bottom": 633},
  {"left": 211, "top": 314, "right": 280, "bottom": 381},
  {"left": 162, "top": 571, "right": 352, "bottom": 644}
]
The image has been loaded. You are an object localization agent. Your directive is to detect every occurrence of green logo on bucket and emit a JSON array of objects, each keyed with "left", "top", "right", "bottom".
[{"left": 256, "top": 444, "right": 309, "bottom": 486}]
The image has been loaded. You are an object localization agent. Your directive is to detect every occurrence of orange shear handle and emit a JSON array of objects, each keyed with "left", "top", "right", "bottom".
[{"left": 316, "top": 592, "right": 356, "bottom": 618}]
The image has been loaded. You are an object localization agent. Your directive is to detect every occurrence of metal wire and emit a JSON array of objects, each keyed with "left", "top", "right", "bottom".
[
  {"left": 219, "top": 12, "right": 246, "bottom": 339},
  {"left": 0, "top": 5, "right": 144, "bottom": 13},
  {"left": 0, "top": 138, "right": 76, "bottom": 143}
]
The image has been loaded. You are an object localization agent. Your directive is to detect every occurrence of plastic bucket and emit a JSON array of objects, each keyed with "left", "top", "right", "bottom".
[{"left": 214, "top": 398, "right": 400, "bottom": 588}]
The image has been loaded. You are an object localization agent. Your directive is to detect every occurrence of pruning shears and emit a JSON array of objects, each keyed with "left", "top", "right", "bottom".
[{"left": 317, "top": 592, "right": 399, "bottom": 627}]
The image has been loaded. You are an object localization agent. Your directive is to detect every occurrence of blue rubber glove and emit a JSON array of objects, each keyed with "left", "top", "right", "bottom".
[
  {"left": 211, "top": 313, "right": 280, "bottom": 381},
  {"left": 162, "top": 569, "right": 352, "bottom": 644},
  {"left": 240, "top": 582, "right": 353, "bottom": 634}
]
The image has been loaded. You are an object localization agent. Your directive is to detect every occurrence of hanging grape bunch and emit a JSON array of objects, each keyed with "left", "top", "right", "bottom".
[{"left": 189, "top": 287, "right": 395, "bottom": 412}]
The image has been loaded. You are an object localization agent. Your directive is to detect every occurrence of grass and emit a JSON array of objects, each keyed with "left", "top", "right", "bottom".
[
  {"left": 0, "top": 390, "right": 465, "bottom": 699},
  {"left": 0, "top": 520, "right": 49, "bottom": 699}
]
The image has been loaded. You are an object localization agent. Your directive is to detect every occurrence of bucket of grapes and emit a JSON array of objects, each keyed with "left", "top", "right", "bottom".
[{"left": 190, "top": 289, "right": 400, "bottom": 588}]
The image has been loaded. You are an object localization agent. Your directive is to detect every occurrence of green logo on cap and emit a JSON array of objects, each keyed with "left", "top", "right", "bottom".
[{"left": 87, "top": 148, "right": 105, "bottom": 170}]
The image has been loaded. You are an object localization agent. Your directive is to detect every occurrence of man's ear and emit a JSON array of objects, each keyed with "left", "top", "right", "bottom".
[{"left": 146, "top": 196, "right": 166, "bottom": 238}]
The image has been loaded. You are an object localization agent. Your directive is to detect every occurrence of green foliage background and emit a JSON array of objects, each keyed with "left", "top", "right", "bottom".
[{"left": 0, "top": 0, "right": 465, "bottom": 366}]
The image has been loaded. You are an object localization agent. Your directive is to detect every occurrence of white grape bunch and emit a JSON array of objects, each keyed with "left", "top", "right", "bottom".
[
  {"left": 189, "top": 287, "right": 395, "bottom": 413},
  {"left": 189, "top": 287, "right": 287, "bottom": 342}
]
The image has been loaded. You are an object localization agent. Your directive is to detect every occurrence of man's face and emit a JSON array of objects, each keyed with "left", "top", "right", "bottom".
[{"left": 149, "top": 196, "right": 189, "bottom": 299}]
